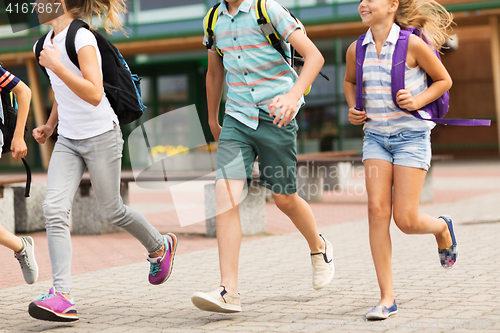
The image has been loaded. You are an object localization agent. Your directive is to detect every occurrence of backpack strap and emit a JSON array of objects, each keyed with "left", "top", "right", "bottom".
[
  {"left": 255, "top": 0, "right": 287, "bottom": 60},
  {"left": 355, "top": 34, "right": 367, "bottom": 111},
  {"left": 391, "top": 28, "right": 413, "bottom": 108},
  {"left": 66, "top": 19, "right": 90, "bottom": 69},
  {"left": 35, "top": 33, "right": 50, "bottom": 79},
  {"left": 21, "top": 157, "right": 31, "bottom": 197},
  {"left": 204, "top": 3, "right": 223, "bottom": 57}
]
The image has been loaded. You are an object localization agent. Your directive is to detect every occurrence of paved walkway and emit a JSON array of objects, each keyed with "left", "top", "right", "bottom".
[{"left": 1, "top": 160, "right": 500, "bottom": 332}]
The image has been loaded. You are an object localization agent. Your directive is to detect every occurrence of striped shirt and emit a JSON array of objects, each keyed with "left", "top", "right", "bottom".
[
  {"left": 0, "top": 68, "right": 20, "bottom": 93},
  {"left": 203, "top": 0, "right": 303, "bottom": 130},
  {"left": 362, "top": 23, "right": 435, "bottom": 136}
]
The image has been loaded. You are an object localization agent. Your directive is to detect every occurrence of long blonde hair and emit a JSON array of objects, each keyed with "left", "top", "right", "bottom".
[
  {"left": 395, "top": 0, "right": 454, "bottom": 51},
  {"left": 65, "top": 0, "right": 127, "bottom": 34}
]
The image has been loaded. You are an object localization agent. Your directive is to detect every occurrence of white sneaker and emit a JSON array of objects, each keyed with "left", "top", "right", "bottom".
[
  {"left": 14, "top": 236, "right": 38, "bottom": 285},
  {"left": 191, "top": 286, "right": 241, "bottom": 313},
  {"left": 311, "top": 234, "right": 334, "bottom": 290}
]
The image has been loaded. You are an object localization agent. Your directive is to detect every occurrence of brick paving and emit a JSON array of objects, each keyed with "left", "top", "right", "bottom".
[{"left": 0, "top": 159, "right": 499, "bottom": 332}]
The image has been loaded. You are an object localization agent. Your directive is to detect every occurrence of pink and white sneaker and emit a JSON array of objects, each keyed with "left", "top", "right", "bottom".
[{"left": 29, "top": 287, "right": 78, "bottom": 322}]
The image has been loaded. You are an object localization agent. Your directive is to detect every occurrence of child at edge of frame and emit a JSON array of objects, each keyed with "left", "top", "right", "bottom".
[{"left": 0, "top": 68, "right": 38, "bottom": 286}]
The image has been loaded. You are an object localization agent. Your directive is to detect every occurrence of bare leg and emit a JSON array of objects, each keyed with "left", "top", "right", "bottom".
[
  {"left": 392, "top": 165, "right": 452, "bottom": 249},
  {"left": 364, "top": 159, "right": 395, "bottom": 308},
  {"left": 215, "top": 178, "right": 245, "bottom": 294},
  {"left": 273, "top": 193, "right": 324, "bottom": 253},
  {"left": 0, "top": 225, "right": 23, "bottom": 252}
]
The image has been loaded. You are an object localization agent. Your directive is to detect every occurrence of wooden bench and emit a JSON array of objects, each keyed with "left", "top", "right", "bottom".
[
  {"left": 0, "top": 175, "right": 27, "bottom": 233},
  {"left": 296, "top": 150, "right": 359, "bottom": 202},
  {"left": 74, "top": 171, "right": 265, "bottom": 237},
  {"left": 296, "top": 153, "right": 452, "bottom": 203},
  {"left": 71, "top": 153, "right": 451, "bottom": 234}
]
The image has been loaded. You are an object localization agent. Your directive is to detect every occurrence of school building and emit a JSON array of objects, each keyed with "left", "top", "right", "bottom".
[{"left": 0, "top": 0, "right": 499, "bottom": 171}]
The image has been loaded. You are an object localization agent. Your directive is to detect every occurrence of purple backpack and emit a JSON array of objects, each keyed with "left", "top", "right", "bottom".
[{"left": 355, "top": 28, "right": 491, "bottom": 126}]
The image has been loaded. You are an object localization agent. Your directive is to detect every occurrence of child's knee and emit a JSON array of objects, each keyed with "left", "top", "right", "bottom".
[
  {"left": 100, "top": 206, "right": 126, "bottom": 225},
  {"left": 215, "top": 179, "right": 245, "bottom": 211},
  {"left": 274, "top": 193, "right": 298, "bottom": 213},
  {"left": 368, "top": 202, "right": 391, "bottom": 221},
  {"left": 394, "top": 213, "right": 418, "bottom": 234},
  {"left": 43, "top": 202, "right": 70, "bottom": 228}
]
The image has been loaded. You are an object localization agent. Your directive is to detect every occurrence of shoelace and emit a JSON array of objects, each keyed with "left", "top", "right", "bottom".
[
  {"left": 35, "top": 293, "right": 57, "bottom": 301},
  {"left": 14, "top": 251, "right": 29, "bottom": 269},
  {"left": 149, "top": 263, "right": 162, "bottom": 276}
]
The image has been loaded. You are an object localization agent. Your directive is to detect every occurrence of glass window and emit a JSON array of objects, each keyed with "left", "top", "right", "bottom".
[
  {"left": 140, "top": 77, "right": 152, "bottom": 104},
  {"left": 140, "top": 0, "right": 203, "bottom": 10},
  {"left": 157, "top": 75, "right": 188, "bottom": 102}
]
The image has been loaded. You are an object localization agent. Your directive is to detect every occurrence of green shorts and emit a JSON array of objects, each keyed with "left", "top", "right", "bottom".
[{"left": 216, "top": 109, "right": 299, "bottom": 195}]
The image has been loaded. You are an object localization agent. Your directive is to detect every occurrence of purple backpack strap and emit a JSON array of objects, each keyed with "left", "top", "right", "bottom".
[
  {"left": 355, "top": 34, "right": 367, "bottom": 111},
  {"left": 391, "top": 29, "right": 412, "bottom": 107}
]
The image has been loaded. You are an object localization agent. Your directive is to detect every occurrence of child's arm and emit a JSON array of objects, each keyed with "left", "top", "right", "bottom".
[
  {"left": 396, "top": 35, "right": 452, "bottom": 111},
  {"left": 206, "top": 51, "right": 225, "bottom": 141},
  {"left": 10, "top": 81, "right": 31, "bottom": 159},
  {"left": 32, "top": 100, "right": 58, "bottom": 145},
  {"left": 268, "top": 30, "right": 324, "bottom": 128},
  {"left": 0, "top": 225, "right": 23, "bottom": 252},
  {"left": 343, "top": 41, "right": 367, "bottom": 125},
  {"left": 38, "top": 44, "right": 104, "bottom": 106}
]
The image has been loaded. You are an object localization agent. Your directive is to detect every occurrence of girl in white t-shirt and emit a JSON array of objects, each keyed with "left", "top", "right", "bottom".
[{"left": 29, "top": 0, "right": 177, "bottom": 322}]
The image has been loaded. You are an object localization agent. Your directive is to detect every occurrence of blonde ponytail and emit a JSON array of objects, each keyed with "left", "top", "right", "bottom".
[
  {"left": 395, "top": 0, "right": 454, "bottom": 52},
  {"left": 66, "top": 0, "right": 127, "bottom": 35}
]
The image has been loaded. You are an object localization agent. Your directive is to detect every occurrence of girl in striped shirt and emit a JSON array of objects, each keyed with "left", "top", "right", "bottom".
[{"left": 343, "top": 0, "right": 457, "bottom": 320}]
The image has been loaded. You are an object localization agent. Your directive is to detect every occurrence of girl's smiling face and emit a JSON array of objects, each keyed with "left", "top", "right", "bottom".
[{"left": 358, "top": 0, "right": 398, "bottom": 26}]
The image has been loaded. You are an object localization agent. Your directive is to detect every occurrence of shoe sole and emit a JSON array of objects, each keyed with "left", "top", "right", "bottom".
[
  {"left": 191, "top": 292, "right": 241, "bottom": 313},
  {"left": 28, "top": 303, "right": 79, "bottom": 322},
  {"left": 164, "top": 233, "right": 178, "bottom": 282},
  {"left": 21, "top": 236, "right": 39, "bottom": 285},
  {"left": 366, "top": 309, "right": 398, "bottom": 320}
]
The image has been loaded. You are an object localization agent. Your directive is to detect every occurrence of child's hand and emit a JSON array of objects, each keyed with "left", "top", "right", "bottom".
[
  {"left": 32, "top": 125, "right": 54, "bottom": 144},
  {"left": 10, "top": 137, "right": 27, "bottom": 160},
  {"left": 210, "top": 122, "right": 222, "bottom": 142},
  {"left": 268, "top": 93, "right": 301, "bottom": 128},
  {"left": 396, "top": 89, "right": 420, "bottom": 111},
  {"left": 39, "top": 44, "right": 61, "bottom": 72},
  {"left": 348, "top": 107, "right": 368, "bottom": 125}
]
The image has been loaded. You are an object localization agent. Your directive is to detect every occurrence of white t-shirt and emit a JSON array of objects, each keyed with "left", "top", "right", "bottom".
[{"left": 34, "top": 25, "right": 119, "bottom": 140}]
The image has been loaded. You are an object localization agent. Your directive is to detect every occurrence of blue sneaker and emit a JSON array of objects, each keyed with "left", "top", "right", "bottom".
[
  {"left": 366, "top": 300, "right": 398, "bottom": 320},
  {"left": 438, "top": 215, "right": 458, "bottom": 269}
]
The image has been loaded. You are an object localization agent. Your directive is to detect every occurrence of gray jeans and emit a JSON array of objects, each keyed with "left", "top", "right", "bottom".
[{"left": 43, "top": 126, "right": 164, "bottom": 293}]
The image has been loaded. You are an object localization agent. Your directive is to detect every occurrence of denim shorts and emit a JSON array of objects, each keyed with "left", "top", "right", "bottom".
[{"left": 362, "top": 130, "right": 432, "bottom": 171}]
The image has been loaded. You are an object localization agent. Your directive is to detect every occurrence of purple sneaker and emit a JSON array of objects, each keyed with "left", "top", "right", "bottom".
[
  {"left": 28, "top": 287, "right": 79, "bottom": 322},
  {"left": 147, "top": 233, "right": 177, "bottom": 285}
]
